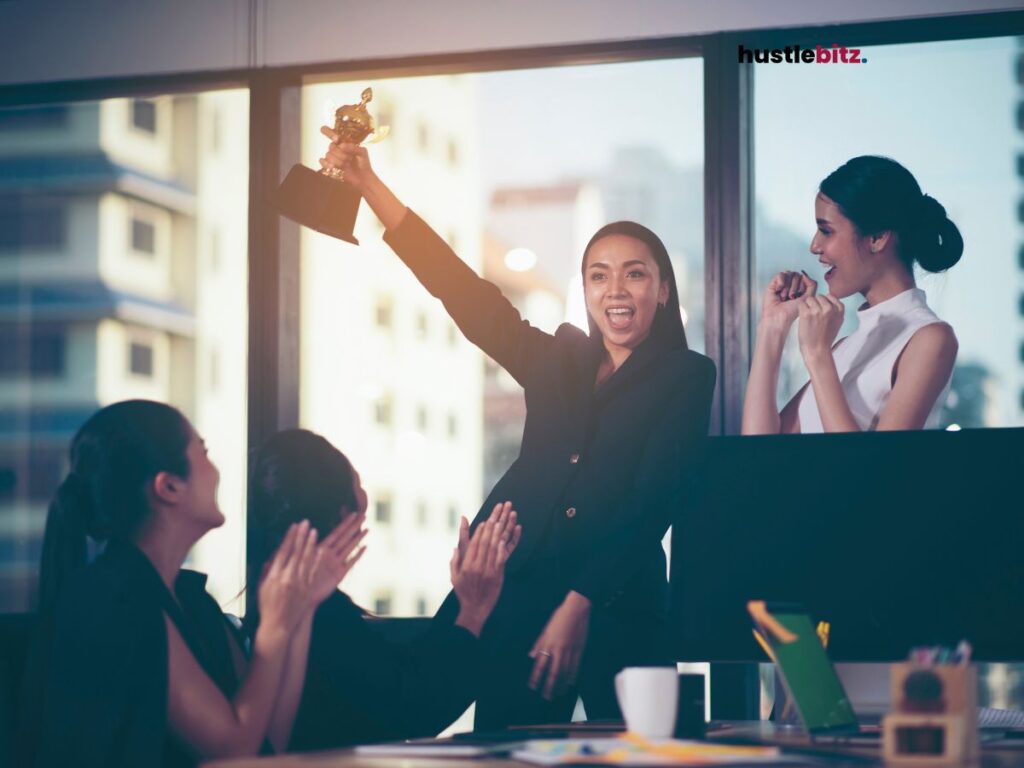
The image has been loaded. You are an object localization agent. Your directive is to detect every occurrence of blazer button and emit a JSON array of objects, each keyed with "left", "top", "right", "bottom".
[
  {"left": 565, "top": 506, "right": 577, "bottom": 519},
  {"left": 569, "top": 452, "right": 580, "bottom": 464}
]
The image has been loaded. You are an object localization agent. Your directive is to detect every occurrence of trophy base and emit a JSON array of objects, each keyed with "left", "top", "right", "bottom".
[{"left": 274, "top": 164, "right": 360, "bottom": 245}]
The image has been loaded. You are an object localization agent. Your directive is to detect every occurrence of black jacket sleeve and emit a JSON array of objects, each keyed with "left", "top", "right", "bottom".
[
  {"left": 383, "top": 209, "right": 556, "bottom": 386},
  {"left": 570, "top": 356, "right": 716, "bottom": 605}
]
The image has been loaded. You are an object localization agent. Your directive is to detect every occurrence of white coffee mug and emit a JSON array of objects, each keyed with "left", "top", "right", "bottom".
[{"left": 614, "top": 666, "right": 678, "bottom": 739}]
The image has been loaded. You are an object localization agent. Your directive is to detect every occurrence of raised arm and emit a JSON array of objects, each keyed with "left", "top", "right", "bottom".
[
  {"left": 267, "top": 513, "right": 367, "bottom": 751},
  {"left": 319, "top": 131, "right": 557, "bottom": 385},
  {"left": 165, "top": 522, "right": 322, "bottom": 759},
  {"left": 743, "top": 271, "right": 815, "bottom": 434}
]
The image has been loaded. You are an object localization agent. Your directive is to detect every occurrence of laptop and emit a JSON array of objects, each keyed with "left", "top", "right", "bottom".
[
  {"left": 723, "top": 602, "right": 1024, "bottom": 745},
  {"left": 742, "top": 602, "right": 875, "bottom": 743}
]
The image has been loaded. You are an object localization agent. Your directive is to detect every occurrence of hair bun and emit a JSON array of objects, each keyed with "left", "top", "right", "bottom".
[{"left": 912, "top": 194, "right": 963, "bottom": 273}]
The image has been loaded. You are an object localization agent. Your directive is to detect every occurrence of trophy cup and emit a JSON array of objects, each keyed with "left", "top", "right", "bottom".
[{"left": 274, "top": 87, "right": 388, "bottom": 245}]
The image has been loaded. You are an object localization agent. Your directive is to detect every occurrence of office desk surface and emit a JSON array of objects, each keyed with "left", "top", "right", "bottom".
[
  {"left": 203, "top": 746, "right": 1024, "bottom": 768},
  {"left": 205, "top": 756, "right": 518, "bottom": 768}
]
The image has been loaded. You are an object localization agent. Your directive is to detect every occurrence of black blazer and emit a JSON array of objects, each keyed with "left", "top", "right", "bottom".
[
  {"left": 20, "top": 542, "right": 250, "bottom": 768},
  {"left": 288, "top": 591, "right": 480, "bottom": 751},
  {"left": 384, "top": 211, "right": 716, "bottom": 614}
]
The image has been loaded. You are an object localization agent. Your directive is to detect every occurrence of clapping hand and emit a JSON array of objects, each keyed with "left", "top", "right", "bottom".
[
  {"left": 255, "top": 521, "right": 320, "bottom": 646},
  {"left": 451, "top": 501, "right": 522, "bottom": 637},
  {"left": 308, "top": 510, "right": 368, "bottom": 605}
]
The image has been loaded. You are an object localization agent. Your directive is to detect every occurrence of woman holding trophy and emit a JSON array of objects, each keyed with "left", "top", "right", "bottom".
[{"left": 315, "top": 127, "right": 715, "bottom": 728}]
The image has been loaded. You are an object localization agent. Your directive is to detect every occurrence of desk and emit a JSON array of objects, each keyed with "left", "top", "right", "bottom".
[
  {"left": 203, "top": 743, "right": 1024, "bottom": 768},
  {"left": 206, "top": 757, "right": 515, "bottom": 768}
]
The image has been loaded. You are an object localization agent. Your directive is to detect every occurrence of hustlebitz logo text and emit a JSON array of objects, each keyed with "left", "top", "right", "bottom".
[{"left": 738, "top": 44, "right": 868, "bottom": 64}]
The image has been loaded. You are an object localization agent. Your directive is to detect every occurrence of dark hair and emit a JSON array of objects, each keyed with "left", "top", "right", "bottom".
[
  {"left": 247, "top": 429, "right": 358, "bottom": 578},
  {"left": 38, "top": 400, "right": 192, "bottom": 613},
  {"left": 581, "top": 221, "right": 688, "bottom": 349},
  {"left": 819, "top": 155, "right": 964, "bottom": 274}
]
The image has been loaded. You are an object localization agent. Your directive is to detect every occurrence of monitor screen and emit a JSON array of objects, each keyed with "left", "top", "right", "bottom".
[{"left": 669, "top": 428, "right": 1024, "bottom": 662}]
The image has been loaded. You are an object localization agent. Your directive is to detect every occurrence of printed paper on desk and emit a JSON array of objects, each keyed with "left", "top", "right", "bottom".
[{"left": 512, "top": 737, "right": 786, "bottom": 766}]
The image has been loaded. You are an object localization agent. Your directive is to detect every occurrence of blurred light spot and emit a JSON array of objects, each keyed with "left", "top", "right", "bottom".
[
  {"left": 505, "top": 248, "right": 537, "bottom": 272},
  {"left": 946, "top": 423, "right": 962, "bottom": 432}
]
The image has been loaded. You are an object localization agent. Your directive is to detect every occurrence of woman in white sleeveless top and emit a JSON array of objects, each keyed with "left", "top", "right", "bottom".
[{"left": 743, "top": 156, "right": 963, "bottom": 434}]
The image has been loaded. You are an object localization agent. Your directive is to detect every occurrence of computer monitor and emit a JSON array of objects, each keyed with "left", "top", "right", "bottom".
[{"left": 668, "top": 428, "right": 1024, "bottom": 662}]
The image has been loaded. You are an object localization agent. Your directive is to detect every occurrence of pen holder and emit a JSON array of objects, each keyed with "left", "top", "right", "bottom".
[{"left": 882, "top": 663, "right": 979, "bottom": 767}]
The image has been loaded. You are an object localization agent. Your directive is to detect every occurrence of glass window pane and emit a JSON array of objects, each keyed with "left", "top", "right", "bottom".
[
  {"left": 301, "top": 58, "right": 703, "bottom": 618},
  {"left": 754, "top": 36, "right": 1021, "bottom": 429},
  {"left": 0, "top": 91, "right": 249, "bottom": 612}
]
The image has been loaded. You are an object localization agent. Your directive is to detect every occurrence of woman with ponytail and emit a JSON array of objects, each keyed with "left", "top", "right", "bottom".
[
  {"left": 20, "top": 400, "right": 366, "bottom": 767},
  {"left": 743, "top": 155, "right": 962, "bottom": 433}
]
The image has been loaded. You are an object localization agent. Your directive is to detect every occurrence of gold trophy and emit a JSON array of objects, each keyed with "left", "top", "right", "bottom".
[{"left": 274, "top": 87, "right": 389, "bottom": 244}]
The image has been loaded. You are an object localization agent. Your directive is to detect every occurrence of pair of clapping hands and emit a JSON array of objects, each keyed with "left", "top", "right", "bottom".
[
  {"left": 257, "top": 502, "right": 522, "bottom": 641},
  {"left": 762, "top": 270, "right": 845, "bottom": 358}
]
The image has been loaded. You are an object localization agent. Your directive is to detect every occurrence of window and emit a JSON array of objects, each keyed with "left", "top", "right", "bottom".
[
  {"left": 415, "top": 596, "right": 428, "bottom": 616},
  {"left": 374, "top": 495, "right": 392, "bottom": 524},
  {"left": 209, "top": 228, "right": 221, "bottom": 272},
  {"left": 0, "top": 196, "right": 66, "bottom": 251},
  {"left": 416, "top": 501, "right": 428, "bottom": 526},
  {"left": 301, "top": 59, "right": 703, "bottom": 616},
  {"left": 373, "top": 595, "right": 392, "bottom": 615},
  {"left": 0, "top": 105, "right": 68, "bottom": 130},
  {"left": 131, "top": 99, "right": 158, "bottom": 133},
  {"left": 374, "top": 396, "right": 393, "bottom": 426},
  {"left": 375, "top": 297, "right": 393, "bottom": 329},
  {"left": 210, "top": 107, "right": 222, "bottom": 152},
  {"left": 0, "top": 326, "right": 65, "bottom": 377},
  {"left": 754, "top": 35, "right": 1023, "bottom": 428},
  {"left": 128, "top": 341, "right": 154, "bottom": 377},
  {"left": 0, "top": 92, "right": 250, "bottom": 613},
  {"left": 209, "top": 347, "right": 221, "bottom": 393},
  {"left": 130, "top": 217, "right": 156, "bottom": 256},
  {"left": 0, "top": 446, "right": 66, "bottom": 504}
]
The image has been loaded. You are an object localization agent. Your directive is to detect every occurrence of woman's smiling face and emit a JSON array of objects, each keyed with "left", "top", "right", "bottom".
[
  {"left": 810, "top": 192, "right": 879, "bottom": 298},
  {"left": 584, "top": 234, "right": 669, "bottom": 352}
]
